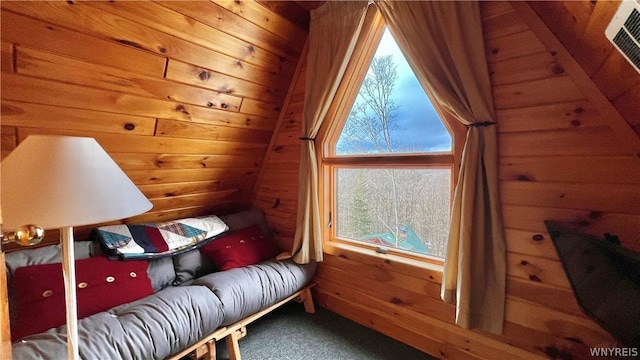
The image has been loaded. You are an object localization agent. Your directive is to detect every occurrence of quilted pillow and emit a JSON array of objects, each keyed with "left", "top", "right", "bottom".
[
  {"left": 200, "top": 225, "right": 280, "bottom": 271},
  {"left": 11, "top": 256, "right": 153, "bottom": 341}
]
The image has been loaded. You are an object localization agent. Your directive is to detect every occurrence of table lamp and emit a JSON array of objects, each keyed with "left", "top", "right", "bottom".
[{"left": 1, "top": 135, "right": 152, "bottom": 359}]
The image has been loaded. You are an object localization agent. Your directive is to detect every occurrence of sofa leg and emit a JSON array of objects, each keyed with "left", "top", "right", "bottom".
[
  {"left": 298, "top": 287, "right": 316, "bottom": 314},
  {"left": 226, "top": 328, "right": 244, "bottom": 360},
  {"left": 203, "top": 340, "right": 216, "bottom": 360},
  {"left": 188, "top": 340, "right": 216, "bottom": 360}
]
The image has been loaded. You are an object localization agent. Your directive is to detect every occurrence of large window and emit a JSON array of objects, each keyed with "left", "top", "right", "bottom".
[
  {"left": 320, "top": 12, "right": 462, "bottom": 262},
  {"left": 335, "top": 168, "right": 451, "bottom": 258},
  {"left": 335, "top": 29, "right": 452, "bottom": 156}
]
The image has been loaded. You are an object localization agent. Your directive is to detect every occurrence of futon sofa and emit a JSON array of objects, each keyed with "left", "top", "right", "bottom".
[{"left": 6, "top": 208, "right": 316, "bottom": 360}]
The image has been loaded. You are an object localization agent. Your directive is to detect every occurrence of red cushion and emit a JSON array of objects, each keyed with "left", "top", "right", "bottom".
[
  {"left": 200, "top": 225, "right": 280, "bottom": 271},
  {"left": 11, "top": 256, "right": 153, "bottom": 341}
]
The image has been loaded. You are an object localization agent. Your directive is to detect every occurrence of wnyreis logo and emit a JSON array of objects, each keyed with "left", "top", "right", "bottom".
[{"left": 589, "top": 348, "right": 638, "bottom": 357}]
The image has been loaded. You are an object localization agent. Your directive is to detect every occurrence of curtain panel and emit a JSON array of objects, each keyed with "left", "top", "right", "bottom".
[
  {"left": 284, "top": 1, "right": 369, "bottom": 264},
  {"left": 376, "top": 0, "right": 506, "bottom": 334}
]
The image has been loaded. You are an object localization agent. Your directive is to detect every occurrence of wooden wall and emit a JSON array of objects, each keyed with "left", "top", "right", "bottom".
[
  {"left": 258, "top": 1, "right": 640, "bottom": 359},
  {"left": 253, "top": 57, "right": 307, "bottom": 249},
  {"left": 2, "top": 0, "right": 639, "bottom": 358},
  {"left": 0, "top": 1, "right": 308, "bottom": 246},
  {"left": 529, "top": 0, "right": 640, "bottom": 137}
]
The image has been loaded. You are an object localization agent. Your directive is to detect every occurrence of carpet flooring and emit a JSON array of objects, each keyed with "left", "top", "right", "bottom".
[{"left": 214, "top": 302, "right": 436, "bottom": 360}]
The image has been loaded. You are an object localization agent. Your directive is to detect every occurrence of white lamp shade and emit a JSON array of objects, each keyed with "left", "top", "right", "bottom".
[{"left": 1, "top": 135, "right": 152, "bottom": 230}]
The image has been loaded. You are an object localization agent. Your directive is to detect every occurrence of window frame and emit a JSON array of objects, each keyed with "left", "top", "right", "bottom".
[{"left": 315, "top": 6, "right": 466, "bottom": 266}]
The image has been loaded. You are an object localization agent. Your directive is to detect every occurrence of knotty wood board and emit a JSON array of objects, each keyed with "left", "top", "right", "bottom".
[
  {"left": 87, "top": 1, "right": 287, "bottom": 72},
  {"left": 499, "top": 127, "right": 630, "bottom": 156},
  {"left": 17, "top": 127, "right": 268, "bottom": 156},
  {"left": 499, "top": 155, "right": 640, "bottom": 184},
  {"left": 1, "top": 100, "right": 156, "bottom": 136},
  {"left": 2, "top": 2, "right": 295, "bottom": 88},
  {"left": 155, "top": 119, "right": 273, "bottom": 143},
  {"left": 485, "top": 31, "right": 546, "bottom": 64},
  {"left": 502, "top": 204, "right": 640, "bottom": 245},
  {"left": 488, "top": 51, "right": 559, "bottom": 86},
  {"left": 492, "top": 76, "right": 585, "bottom": 110},
  {"left": 16, "top": 46, "right": 242, "bottom": 112},
  {"left": 210, "top": 0, "right": 307, "bottom": 52},
  {"left": 496, "top": 101, "right": 601, "bottom": 133},
  {"left": 161, "top": 1, "right": 305, "bottom": 62},
  {"left": 109, "top": 153, "right": 263, "bottom": 171},
  {"left": 165, "top": 59, "right": 287, "bottom": 104},
  {"left": 0, "top": 10, "right": 165, "bottom": 77},
  {"left": 500, "top": 180, "right": 639, "bottom": 214}
]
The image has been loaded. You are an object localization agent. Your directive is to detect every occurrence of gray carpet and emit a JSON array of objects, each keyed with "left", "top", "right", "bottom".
[{"left": 215, "top": 302, "right": 435, "bottom": 360}]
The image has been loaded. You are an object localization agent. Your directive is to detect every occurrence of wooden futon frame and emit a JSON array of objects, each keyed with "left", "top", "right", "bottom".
[{"left": 167, "top": 283, "right": 316, "bottom": 360}]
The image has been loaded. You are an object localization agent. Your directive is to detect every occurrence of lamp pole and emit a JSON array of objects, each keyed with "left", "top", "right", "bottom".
[{"left": 60, "top": 227, "right": 78, "bottom": 360}]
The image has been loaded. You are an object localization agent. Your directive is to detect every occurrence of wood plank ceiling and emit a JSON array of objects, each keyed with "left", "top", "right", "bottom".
[{"left": 528, "top": 0, "right": 640, "bottom": 137}]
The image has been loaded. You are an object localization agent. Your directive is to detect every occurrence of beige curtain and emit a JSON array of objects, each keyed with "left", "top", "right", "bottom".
[
  {"left": 376, "top": 0, "right": 506, "bottom": 334},
  {"left": 284, "top": 1, "right": 369, "bottom": 264}
]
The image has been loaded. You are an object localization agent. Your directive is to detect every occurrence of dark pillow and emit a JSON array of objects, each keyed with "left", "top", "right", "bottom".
[
  {"left": 11, "top": 256, "right": 153, "bottom": 341},
  {"left": 200, "top": 225, "right": 280, "bottom": 271},
  {"left": 171, "top": 250, "right": 216, "bottom": 285}
]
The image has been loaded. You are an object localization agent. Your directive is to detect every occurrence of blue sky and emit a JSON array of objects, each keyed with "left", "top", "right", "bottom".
[{"left": 374, "top": 29, "right": 452, "bottom": 152}]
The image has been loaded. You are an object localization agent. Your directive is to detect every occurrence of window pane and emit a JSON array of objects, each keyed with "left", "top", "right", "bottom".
[
  {"left": 335, "top": 168, "right": 451, "bottom": 258},
  {"left": 336, "top": 28, "right": 452, "bottom": 155}
]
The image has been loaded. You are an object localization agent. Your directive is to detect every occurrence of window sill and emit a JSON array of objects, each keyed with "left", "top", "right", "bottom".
[{"left": 322, "top": 241, "right": 444, "bottom": 285}]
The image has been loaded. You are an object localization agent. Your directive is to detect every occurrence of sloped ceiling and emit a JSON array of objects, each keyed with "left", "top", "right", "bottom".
[{"left": 528, "top": 0, "right": 639, "bottom": 137}]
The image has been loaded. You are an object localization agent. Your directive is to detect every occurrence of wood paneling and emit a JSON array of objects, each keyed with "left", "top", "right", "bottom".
[
  {"left": 285, "top": 2, "right": 639, "bottom": 359},
  {"left": 529, "top": 0, "right": 640, "bottom": 137},
  {"left": 2, "top": 100, "right": 156, "bottom": 136},
  {"left": 165, "top": 60, "right": 287, "bottom": 105},
  {"left": 3, "top": 0, "right": 638, "bottom": 358},
  {"left": 251, "top": 47, "right": 308, "bottom": 250},
  {"left": 484, "top": 31, "right": 546, "bottom": 64},
  {"left": 89, "top": 1, "right": 287, "bottom": 72},
  {"left": 500, "top": 155, "right": 640, "bottom": 184},
  {"left": 110, "top": 153, "right": 263, "bottom": 171},
  {"left": 211, "top": 0, "right": 307, "bottom": 52},
  {"left": 495, "top": 101, "right": 601, "bottom": 133},
  {"left": 511, "top": 2, "right": 640, "bottom": 155},
  {"left": 490, "top": 1, "right": 637, "bottom": 355},
  {"left": 16, "top": 46, "right": 242, "bottom": 112},
  {"left": 0, "top": 1, "right": 307, "bottom": 249},
  {"left": 0, "top": 10, "right": 166, "bottom": 77}
]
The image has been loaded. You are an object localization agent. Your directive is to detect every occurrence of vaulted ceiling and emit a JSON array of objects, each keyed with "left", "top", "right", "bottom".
[{"left": 528, "top": 0, "right": 639, "bottom": 137}]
